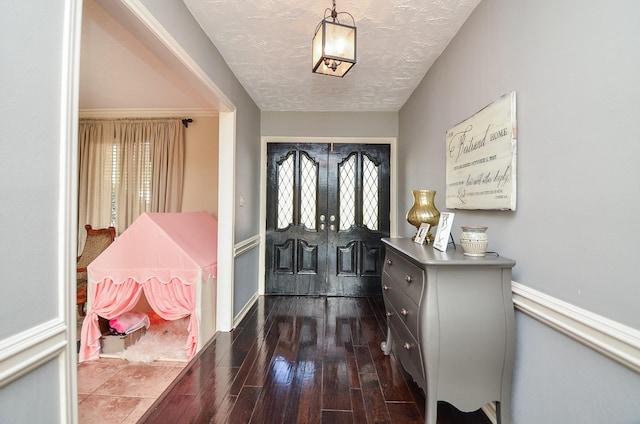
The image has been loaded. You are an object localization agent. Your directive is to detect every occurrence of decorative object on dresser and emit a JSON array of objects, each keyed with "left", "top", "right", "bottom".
[
  {"left": 432, "top": 211, "right": 455, "bottom": 252},
  {"left": 406, "top": 189, "right": 440, "bottom": 244},
  {"left": 413, "top": 223, "right": 430, "bottom": 245},
  {"left": 460, "top": 225, "right": 489, "bottom": 257},
  {"left": 380, "top": 237, "right": 516, "bottom": 424}
]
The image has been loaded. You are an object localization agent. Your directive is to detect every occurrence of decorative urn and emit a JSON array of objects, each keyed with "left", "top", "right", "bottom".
[
  {"left": 406, "top": 190, "right": 440, "bottom": 243},
  {"left": 460, "top": 226, "right": 489, "bottom": 256}
]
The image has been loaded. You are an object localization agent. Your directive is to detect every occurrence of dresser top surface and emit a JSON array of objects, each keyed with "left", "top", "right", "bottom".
[{"left": 382, "top": 237, "right": 516, "bottom": 268}]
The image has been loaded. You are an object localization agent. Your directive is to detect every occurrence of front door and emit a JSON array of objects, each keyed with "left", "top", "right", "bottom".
[{"left": 265, "top": 143, "right": 390, "bottom": 296}]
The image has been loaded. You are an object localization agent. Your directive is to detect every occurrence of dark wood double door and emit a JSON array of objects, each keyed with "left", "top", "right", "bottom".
[{"left": 266, "top": 143, "right": 390, "bottom": 296}]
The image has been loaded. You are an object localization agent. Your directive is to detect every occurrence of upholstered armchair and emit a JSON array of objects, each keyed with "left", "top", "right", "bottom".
[{"left": 77, "top": 225, "right": 116, "bottom": 316}]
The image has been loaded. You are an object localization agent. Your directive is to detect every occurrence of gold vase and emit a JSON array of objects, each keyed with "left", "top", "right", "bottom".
[{"left": 406, "top": 190, "right": 440, "bottom": 243}]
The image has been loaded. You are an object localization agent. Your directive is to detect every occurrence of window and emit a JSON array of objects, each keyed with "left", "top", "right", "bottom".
[{"left": 104, "top": 141, "right": 153, "bottom": 227}]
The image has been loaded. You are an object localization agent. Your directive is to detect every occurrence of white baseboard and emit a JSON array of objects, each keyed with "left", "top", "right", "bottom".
[
  {"left": 482, "top": 402, "right": 497, "bottom": 424},
  {"left": 233, "top": 293, "right": 259, "bottom": 328}
]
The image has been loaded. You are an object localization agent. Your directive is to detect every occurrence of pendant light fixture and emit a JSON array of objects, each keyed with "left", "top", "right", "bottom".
[{"left": 312, "top": 0, "right": 357, "bottom": 77}]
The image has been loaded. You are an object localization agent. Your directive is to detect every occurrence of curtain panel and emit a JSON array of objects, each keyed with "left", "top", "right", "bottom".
[{"left": 78, "top": 118, "right": 185, "bottom": 252}]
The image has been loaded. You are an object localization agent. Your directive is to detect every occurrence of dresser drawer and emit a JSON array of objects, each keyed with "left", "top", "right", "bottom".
[
  {"left": 385, "top": 303, "right": 424, "bottom": 388},
  {"left": 382, "top": 272, "right": 420, "bottom": 338},
  {"left": 383, "top": 249, "right": 424, "bottom": 302}
]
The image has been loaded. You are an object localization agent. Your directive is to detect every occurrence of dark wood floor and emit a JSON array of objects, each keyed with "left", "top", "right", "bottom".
[{"left": 139, "top": 296, "right": 492, "bottom": 424}]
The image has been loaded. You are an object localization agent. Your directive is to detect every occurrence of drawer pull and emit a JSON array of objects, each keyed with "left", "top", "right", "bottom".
[
  {"left": 400, "top": 308, "right": 408, "bottom": 317},
  {"left": 405, "top": 275, "right": 412, "bottom": 283},
  {"left": 403, "top": 342, "right": 412, "bottom": 350},
  {"left": 383, "top": 284, "right": 389, "bottom": 291},
  {"left": 385, "top": 311, "right": 393, "bottom": 318},
  {"left": 386, "top": 259, "right": 393, "bottom": 266}
]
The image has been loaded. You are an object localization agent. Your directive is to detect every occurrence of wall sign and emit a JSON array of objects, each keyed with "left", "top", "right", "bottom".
[{"left": 445, "top": 92, "right": 517, "bottom": 210}]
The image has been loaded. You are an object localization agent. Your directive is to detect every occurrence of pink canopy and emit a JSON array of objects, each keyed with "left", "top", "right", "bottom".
[{"left": 79, "top": 211, "right": 218, "bottom": 362}]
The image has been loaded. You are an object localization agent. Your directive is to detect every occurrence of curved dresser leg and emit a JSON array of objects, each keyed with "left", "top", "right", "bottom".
[
  {"left": 425, "top": 396, "right": 437, "bottom": 424},
  {"left": 496, "top": 400, "right": 511, "bottom": 424},
  {"left": 381, "top": 328, "right": 393, "bottom": 355}
]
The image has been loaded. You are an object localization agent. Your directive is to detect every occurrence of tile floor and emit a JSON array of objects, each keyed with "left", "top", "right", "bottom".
[
  {"left": 77, "top": 357, "right": 187, "bottom": 424},
  {"left": 76, "top": 317, "right": 187, "bottom": 424}
]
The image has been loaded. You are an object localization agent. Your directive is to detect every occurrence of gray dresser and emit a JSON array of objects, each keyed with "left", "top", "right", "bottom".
[{"left": 380, "top": 237, "right": 516, "bottom": 424}]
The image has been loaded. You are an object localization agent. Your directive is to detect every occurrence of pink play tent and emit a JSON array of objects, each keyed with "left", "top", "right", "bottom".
[{"left": 79, "top": 211, "right": 218, "bottom": 362}]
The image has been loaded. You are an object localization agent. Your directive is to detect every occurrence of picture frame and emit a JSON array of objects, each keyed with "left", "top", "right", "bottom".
[
  {"left": 433, "top": 212, "right": 455, "bottom": 252},
  {"left": 413, "top": 223, "right": 430, "bottom": 245}
]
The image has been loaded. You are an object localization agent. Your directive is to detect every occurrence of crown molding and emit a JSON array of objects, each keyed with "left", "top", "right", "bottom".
[{"left": 79, "top": 108, "right": 218, "bottom": 118}]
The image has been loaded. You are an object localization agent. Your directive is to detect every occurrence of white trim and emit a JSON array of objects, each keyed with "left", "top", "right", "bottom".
[
  {"left": 389, "top": 140, "right": 398, "bottom": 237},
  {"left": 0, "top": 320, "right": 67, "bottom": 388},
  {"left": 233, "top": 293, "right": 260, "bottom": 328},
  {"left": 512, "top": 281, "right": 640, "bottom": 374},
  {"left": 79, "top": 108, "right": 218, "bottom": 118},
  {"left": 263, "top": 136, "right": 397, "bottom": 145},
  {"left": 258, "top": 136, "right": 398, "bottom": 295},
  {"left": 258, "top": 140, "right": 268, "bottom": 295},
  {"left": 235, "top": 235, "right": 261, "bottom": 258},
  {"left": 481, "top": 403, "right": 497, "bottom": 424},
  {"left": 59, "top": 0, "right": 83, "bottom": 422},
  {"left": 216, "top": 111, "right": 237, "bottom": 332}
]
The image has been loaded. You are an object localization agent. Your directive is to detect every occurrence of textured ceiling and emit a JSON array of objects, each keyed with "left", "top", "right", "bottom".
[{"left": 183, "top": 0, "right": 481, "bottom": 112}]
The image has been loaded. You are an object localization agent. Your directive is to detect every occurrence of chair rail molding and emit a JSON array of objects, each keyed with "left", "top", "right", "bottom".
[
  {"left": 480, "top": 282, "right": 640, "bottom": 424},
  {"left": 234, "top": 234, "right": 260, "bottom": 257},
  {"left": 0, "top": 320, "right": 67, "bottom": 388},
  {"left": 512, "top": 281, "right": 640, "bottom": 374}
]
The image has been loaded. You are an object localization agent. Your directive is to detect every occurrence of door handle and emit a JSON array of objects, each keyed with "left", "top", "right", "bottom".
[{"left": 328, "top": 215, "right": 336, "bottom": 231}]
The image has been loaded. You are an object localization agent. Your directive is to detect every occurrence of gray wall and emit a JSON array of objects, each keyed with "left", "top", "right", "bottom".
[
  {"left": 137, "top": 0, "right": 262, "bottom": 319},
  {"left": 234, "top": 248, "right": 260, "bottom": 315},
  {"left": 1, "top": 0, "right": 62, "bottom": 340},
  {"left": 399, "top": 0, "right": 640, "bottom": 422},
  {"left": 262, "top": 111, "right": 398, "bottom": 138},
  {"left": 0, "top": 0, "right": 74, "bottom": 421}
]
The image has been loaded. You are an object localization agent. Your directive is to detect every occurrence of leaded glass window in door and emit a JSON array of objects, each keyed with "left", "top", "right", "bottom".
[
  {"left": 300, "top": 152, "right": 317, "bottom": 230},
  {"left": 339, "top": 154, "right": 356, "bottom": 230},
  {"left": 362, "top": 154, "right": 379, "bottom": 231},
  {"left": 277, "top": 152, "right": 294, "bottom": 229}
]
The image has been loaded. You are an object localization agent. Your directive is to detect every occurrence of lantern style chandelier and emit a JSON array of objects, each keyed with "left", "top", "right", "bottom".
[{"left": 312, "top": 0, "right": 357, "bottom": 77}]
